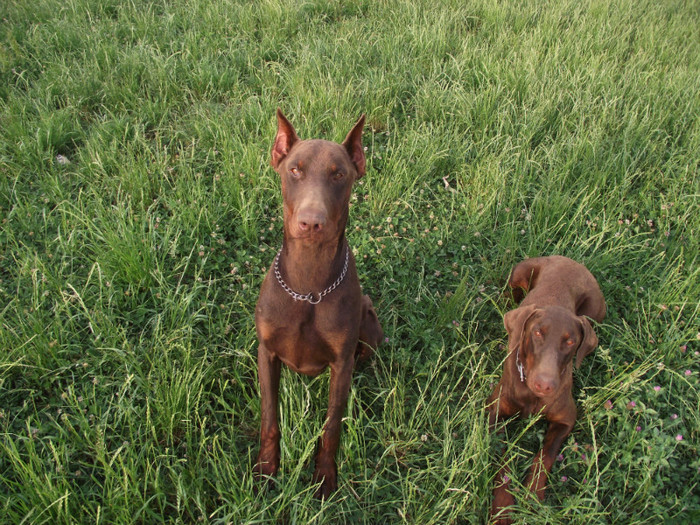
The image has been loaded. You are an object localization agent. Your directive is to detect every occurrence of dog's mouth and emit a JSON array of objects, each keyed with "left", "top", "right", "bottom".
[
  {"left": 290, "top": 228, "right": 334, "bottom": 242},
  {"left": 289, "top": 221, "right": 339, "bottom": 242},
  {"left": 528, "top": 381, "right": 554, "bottom": 398}
]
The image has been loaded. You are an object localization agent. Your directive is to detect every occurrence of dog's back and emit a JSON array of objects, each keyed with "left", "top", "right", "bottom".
[{"left": 509, "top": 255, "right": 606, "bottom": 322}]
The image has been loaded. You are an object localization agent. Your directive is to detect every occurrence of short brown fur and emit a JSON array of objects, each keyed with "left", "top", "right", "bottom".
[
  {"left": 487, "top": 256, "right": 605, "bottom": 524},
  {"left": 254, "top": 110, "right": 382, "bottom": 499}
]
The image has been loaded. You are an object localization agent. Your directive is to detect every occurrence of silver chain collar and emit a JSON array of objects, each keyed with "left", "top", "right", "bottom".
[{"left": 273, "top": 246, "right": 349, "bottom": 305}]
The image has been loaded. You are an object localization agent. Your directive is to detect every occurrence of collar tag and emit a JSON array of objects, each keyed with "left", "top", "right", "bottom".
[{"left": 516, "top": 348, "right": 526, "bottom": 383}]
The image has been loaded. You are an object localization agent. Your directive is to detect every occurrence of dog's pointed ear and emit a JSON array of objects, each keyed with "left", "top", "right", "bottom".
[
  {"left": 271, "top": 109, "right": 299, "bottom": 169},
  {"left": 342, "top": 114, "right": 366, "bottom": 178},
  {"left": 575, "top": 316, "right": 598, "bottom": 368},
  {"left": 504, "top": 304, "right": 538, "bottom": 352}
]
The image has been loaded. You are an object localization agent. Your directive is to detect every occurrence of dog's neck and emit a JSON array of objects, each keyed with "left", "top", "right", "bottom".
[
  {"left": 279, "top": 233, "right": 348, "bottom": 295},
  {"left": 507, "top": 348, "right": 530, "bottom": 391}
]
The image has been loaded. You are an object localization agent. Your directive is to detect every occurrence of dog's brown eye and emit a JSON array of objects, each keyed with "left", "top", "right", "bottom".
[
  {"left": 534, "top": 329, "right": 542, "bottom": 337},
  {"left": 566, "top": 339, "right": 575, "bottom": 346},
  {"left": 290, "top": 167, "right": 301, "bottom": 178},
  {"left": 333, "top": 171, "right": 344, "bottom": 181}
]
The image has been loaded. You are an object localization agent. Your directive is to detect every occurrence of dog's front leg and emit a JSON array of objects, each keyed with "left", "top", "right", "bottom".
[
  {"left": 491, "top": 460, "right": 516, "bottom": 525},
  {"left": 487, "top": 386, "right": 518, "bottom": 524},
  {"left": 254, "top": 343, "right": 281, "bottom": 483},
  {"left": 525, "top": 420, "right": 573, "bottom": 501},
  {"left": 312, "top": 356, "right": 354, "bottom": 499}
]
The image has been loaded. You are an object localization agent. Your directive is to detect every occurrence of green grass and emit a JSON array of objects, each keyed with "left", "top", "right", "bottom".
[{"left": 1, "top": 0, "right": 698, "bottom": 523}]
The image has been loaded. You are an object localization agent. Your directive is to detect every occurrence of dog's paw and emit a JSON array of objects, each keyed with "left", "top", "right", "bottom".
[
  {"left": 253, "top": 450, "right": 279, "bottom": 492},
  {"left": 492, "top": 513, "right": 515, "bottom": 525},
  {"left": 491, "top": 483, "right": 516, "bottom": 525},
  {"left": 312, "top": 463, "right": 338, "bottom": 500}
]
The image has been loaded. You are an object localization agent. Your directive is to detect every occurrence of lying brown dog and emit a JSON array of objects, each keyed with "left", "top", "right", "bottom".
[
  {"left": 254, "top": 110, "right": 383, "bottom": 499},
  {"left": 487, "top": 255, "right": 606, "bottom": 524}
]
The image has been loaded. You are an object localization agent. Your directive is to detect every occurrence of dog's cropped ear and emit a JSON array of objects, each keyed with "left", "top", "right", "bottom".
[
  {"left": 342, "top": 114, "right": 366, "bottom": 178},
  {"left": 271, "top": 109, "right": 299, "bottom": 169},
  {"left": 503, "top": 304, "right": 538, "bottom": 353},
  {"left": 575, "top": 316, "right": 598, "bottom": 368}
]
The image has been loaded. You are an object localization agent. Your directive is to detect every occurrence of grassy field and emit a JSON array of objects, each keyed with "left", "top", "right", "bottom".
[{"left": 1, "top": 0, "right": 698, "bottom": 523}]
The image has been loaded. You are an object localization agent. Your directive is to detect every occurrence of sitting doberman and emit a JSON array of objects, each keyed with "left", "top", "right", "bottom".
[
  {"left": 487, "top": 256, "right": 606, "bottom": 524},
  {"left": 254, "top": 110, "right": 383, "bottom": 499}
]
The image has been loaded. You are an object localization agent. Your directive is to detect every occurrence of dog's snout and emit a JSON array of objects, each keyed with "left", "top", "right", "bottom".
[
  {"left": 531, "top": 374, "right": 557, "bottom": 396},
  {"left": 297, "top": 208, "right": 327, "bottom": 233}
]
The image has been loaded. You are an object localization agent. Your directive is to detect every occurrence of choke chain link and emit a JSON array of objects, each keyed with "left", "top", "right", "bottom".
[{"left": 274, "top": 246, "right": 349, "bottom": 305}]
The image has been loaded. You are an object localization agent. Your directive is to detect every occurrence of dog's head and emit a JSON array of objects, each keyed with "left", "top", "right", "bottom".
[
  {"left": 504, "top": 304, "right": 598, "bottom": 398},
  {"left": 270, "top": 110, "right": 366, "bottom": 243}
]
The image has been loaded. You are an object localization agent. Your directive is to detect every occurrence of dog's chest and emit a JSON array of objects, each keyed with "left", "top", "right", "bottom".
[
  {"left": 509, "top": 385, "right": 572, "bottom": 421},
  {"left": 508, "top": 387, "right": 545, "bottom": 418},
  {"left": 257, "top": 300, "right": 357, "bottom": 376},
  {"left": 265, "top": 323, "right": 346, "bottom": 375}
]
